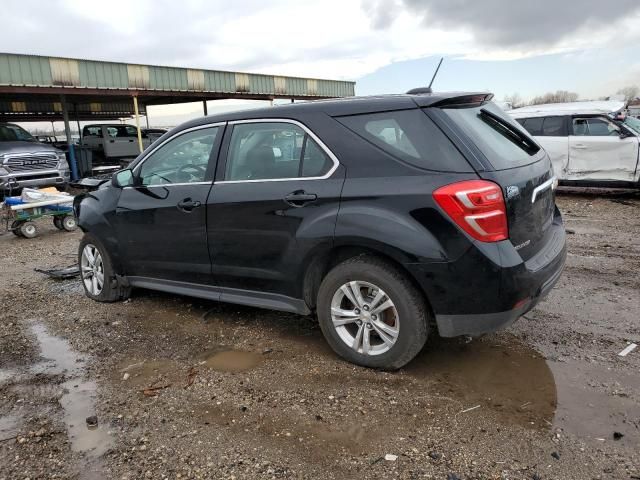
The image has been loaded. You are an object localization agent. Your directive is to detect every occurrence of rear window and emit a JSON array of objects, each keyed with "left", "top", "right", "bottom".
[
  {"left": 336, "top": 109, "right": 472, "bottom": 172},
  {"left": 441, "top": 103, "right": 541, "bottom": 170}
]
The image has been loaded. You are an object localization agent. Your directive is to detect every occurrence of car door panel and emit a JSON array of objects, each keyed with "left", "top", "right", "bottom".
[
  {"left": 207, "top": 171, "right": 345, "bottom": 298},
  {"left": 116, "top": 184, "right": 213, "bottom": 283},
  {"left": 568, "top": 117, "right": 639, "bottom": 182}
]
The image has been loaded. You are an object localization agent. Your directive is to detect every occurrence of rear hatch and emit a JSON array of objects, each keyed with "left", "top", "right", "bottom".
[{"left": 430, "top": 100, "right": 556, "bottom": 261}]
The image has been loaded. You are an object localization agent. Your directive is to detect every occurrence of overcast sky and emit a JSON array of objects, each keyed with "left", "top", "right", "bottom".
[{"left": 2, "top": 0, "right": 640, "bottom": 126}]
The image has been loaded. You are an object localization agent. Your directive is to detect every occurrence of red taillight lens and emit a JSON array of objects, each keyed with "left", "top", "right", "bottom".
[{"left": 433, "top": 180, "right": 508, "bottom": 242}]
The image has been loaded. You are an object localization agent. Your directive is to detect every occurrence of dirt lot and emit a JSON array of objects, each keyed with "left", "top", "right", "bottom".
[{"left": 1, "top": 190, "right": 639, "bottom": 480}]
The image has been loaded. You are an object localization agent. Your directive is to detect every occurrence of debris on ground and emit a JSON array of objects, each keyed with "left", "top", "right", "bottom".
[
  {"left": 142, "top": 384, "right": 171, "bottom": 397},
  {"left": 184, "top": 367, "right": 197, "bottom": 388},
  {"left": 618, "top": 343, "right": 637, "bottom": 357},
  {"left": 85, "top": 415, "right": 98, "bottom": 428},
  {"left": 34, "top": 264, "right": 80, "bottom": 279},
  {"left": 384, "top": 454, "right": 397, "bottom": 462},
  {"left": 613, "top": 432, "right": 624, "bottom": 441}
]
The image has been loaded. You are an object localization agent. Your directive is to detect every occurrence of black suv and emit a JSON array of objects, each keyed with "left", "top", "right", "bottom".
[{"left": 75, "top": 92, "right": 566, "bottom": 369}]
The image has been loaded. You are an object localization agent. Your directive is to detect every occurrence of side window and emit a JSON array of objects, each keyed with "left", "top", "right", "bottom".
[
  {"left": 124, "top": 126, "right": 138, "bottom": 137},
  {"left": 519, "top": 117, "right": 543, "bottom": 136},
  {"left": 337, "top": 109, "right": 470, "bottom": 172},
  {"left": 83, "top": 126, "right": 101, "bottom": 137},
  {"left": 224, "top": 122, "right": 333, "bottom": 181},
  {"left": 573, "top": 117, "right": 620, "bottom": 136},
  {"left": 107, "top": 127, "right": 118, "bottom": 138},
  {"left": 541, "top": 116, "right": 565, "bottom": 136},
  {"left": 138, "top": 127, "right": 219, "bottom": 186}
]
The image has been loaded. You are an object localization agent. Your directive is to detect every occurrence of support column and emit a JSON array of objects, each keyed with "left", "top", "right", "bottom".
[
  {"left": 133, "top": 95, "right": 143, "bottom": 154},
  {"left": 203, "top": 100, "right": 208, "bottom": 116},
  {"left": 73, "top": 104, "right": 81, "bottom": 141},
  {"left": 60, "top": 95, "right": 79, "bottom": 181}
]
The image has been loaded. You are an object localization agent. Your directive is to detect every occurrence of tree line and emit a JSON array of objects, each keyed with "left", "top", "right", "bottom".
[{"left": 503, "top": 85, "right": 639, "bottom": 108}]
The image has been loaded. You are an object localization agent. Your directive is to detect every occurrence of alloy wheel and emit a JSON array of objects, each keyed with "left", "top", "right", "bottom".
[
  {"left": 81, "top": 244, "right": 104, "bottom": 296},
  {"left": 330, "top": 280, "right": 399, "bottom": 356}
]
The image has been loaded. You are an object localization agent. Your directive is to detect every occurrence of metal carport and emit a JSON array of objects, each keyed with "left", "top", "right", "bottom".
[{"left": 0, "top": 53, "right": 355, "bottom": 177}]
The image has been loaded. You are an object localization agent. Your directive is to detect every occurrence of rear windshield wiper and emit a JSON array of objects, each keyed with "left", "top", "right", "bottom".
[{"left": 478, "top": 108, "right": 540, "bottom": 155}]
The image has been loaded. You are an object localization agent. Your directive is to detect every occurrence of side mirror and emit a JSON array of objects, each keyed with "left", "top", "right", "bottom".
[
  {"left": 112, "top": 169, "right": 135, "bottom": 188},
  {"left": 619, "top": 128, "right": 634, "bottom": 139}
]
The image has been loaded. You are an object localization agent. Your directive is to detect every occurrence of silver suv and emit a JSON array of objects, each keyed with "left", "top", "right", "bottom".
[{"left": 0, "top": 123, "right": 70, "bottom": 193}]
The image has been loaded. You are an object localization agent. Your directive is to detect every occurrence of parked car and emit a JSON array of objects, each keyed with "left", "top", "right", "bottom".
[
  {"left": 75, "top": 92, "right": 566, "bottom": 369},
  {"left": 81, "top": 124, "right": 152, "bottom": 163},
  {"left": 142, "top": 128, "right": 168, "bottom": 143},
  {"left": 0, "top": 123, "right": 69, "bottom": 193},
  {"left": 510, "top": 101, "right": 640, "bottom": 187}
]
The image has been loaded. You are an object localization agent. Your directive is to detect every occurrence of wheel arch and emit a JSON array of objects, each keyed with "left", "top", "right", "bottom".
[{"left": 301, "top": 243, "right": 434, "bottom": 320}]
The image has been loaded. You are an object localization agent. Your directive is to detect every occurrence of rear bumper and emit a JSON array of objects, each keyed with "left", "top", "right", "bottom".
[
  {"left": 407, "top": 212, "right": 567, "bottom": 337},
  {"left": 435, "top": 250, "right": 565, "bottom": 337}
]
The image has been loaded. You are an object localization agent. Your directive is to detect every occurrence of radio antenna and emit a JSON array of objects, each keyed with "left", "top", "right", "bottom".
[
  {"left": 406, "top": 57, "right": 444, "bottom": 95},
  {"left": 427, "top": 57, "right": 444, "bottom": 90}
]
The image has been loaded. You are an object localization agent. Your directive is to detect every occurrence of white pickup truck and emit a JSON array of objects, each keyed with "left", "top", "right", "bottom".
[{"left": 510, "top": 101, "right": 639, "bottom": 187}]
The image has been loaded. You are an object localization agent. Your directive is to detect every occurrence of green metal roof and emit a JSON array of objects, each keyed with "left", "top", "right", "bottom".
[{"left": 0, "top": 53, "right": 355, "bottom": 99}]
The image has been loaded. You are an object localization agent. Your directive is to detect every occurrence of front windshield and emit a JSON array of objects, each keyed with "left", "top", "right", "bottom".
[
  {"left": 623, "top": 116, "right": 640, "bottom": 134},
  {"left": 0, "top": 124, "right": 35, "bottom": 142}
]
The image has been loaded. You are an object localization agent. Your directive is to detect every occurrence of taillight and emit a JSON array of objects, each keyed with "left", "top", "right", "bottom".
[{"left": 433, "top": 180, "right": 508, "bottom": 242}]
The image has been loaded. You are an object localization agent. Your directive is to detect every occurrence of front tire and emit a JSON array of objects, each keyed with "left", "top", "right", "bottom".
[
  {"left": 78, "top": 234, "right": 130, "bottom": 302},
  {"left": 317, "top": 255, "right": 429, "bottom": 370}
]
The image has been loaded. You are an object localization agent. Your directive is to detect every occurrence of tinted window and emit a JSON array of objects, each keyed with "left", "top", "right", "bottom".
[
  {"left": 83, "top": 126, "right": 101, "bottom": 137},
  {"left": 225, "top": 122, "right": 333, "bottom": 181},
  {"left": 573, "top": 117, "right": 619, "bottom": 136},
  {"left": 518, "top": 117, "right": 543, "bottom": 136},
  {"left": 442, "top": 103, "right": 541, "bottom": 170},
  {"left": 0, "top": 124, "right": 35, "bottom": 142},
  {"left": 542, "top": 116, "right": 565, "bottom": 136},
  {"left": 337, "top": 109, "right": 470, "bottom": 172},
  {"left": 138, "top": 127, "right": 219, "bottom": 186},
  {"left": 107, "top": 125, "right": 138, "bottom": 138}
]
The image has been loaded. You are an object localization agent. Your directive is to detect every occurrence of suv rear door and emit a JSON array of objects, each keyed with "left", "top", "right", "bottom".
[
  {"left": 207, "top": 119, "right": 345, "bottom": 302},
  {"left": 568, "top": 116, "right": 639, "bottom": 182}
]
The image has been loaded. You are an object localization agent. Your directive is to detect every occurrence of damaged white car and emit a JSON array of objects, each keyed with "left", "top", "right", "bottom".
[{"left": 510, "top": 101, "right": 639, "bottom": 187}]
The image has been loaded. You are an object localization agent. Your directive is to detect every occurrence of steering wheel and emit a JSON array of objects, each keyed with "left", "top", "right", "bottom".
[{"left": 175, "top": 164, "right": 207, "bottom": 183}]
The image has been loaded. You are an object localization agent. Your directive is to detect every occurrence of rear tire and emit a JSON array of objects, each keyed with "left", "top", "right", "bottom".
[
  {"left": 316, "top": 255, "right": 429, "bottom": 370},
  {"left": 11, "top": 220, "right": 24, "bottom": 237},
  {"left": 53, "top": 216, "right": 64, "bottom": 230},
  {"left": 78, "top": 233, "right": 130, "bottom": 302}
]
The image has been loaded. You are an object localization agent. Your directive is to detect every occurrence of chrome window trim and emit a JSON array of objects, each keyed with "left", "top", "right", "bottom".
[
  {"left": 131, "top": 122, "right": 226, "bottom": 178},
  {"left": 123, "top": 181, "right": 212, "bottom": 190},
  {"left": 214, "top": 118, "right": 340, "bottom": 185},
  {"left": 531, "top": 176, "right": 556, "bottom": 203}
]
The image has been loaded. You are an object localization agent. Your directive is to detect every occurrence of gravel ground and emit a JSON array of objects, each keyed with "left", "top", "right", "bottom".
[{"left": 0, "top": 190, "right": 639, "bottom": 479}]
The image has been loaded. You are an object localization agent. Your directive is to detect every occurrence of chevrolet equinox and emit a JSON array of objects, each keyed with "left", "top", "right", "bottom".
[{"left": 75, "top": 92, "right": 567, "bottom": 369}]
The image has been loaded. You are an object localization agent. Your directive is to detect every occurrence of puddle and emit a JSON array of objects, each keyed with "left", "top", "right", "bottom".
[
  {"left": 407, "top": 338, "right": 557, "bottom": 429},
  {"left": 30, "top": 323, "right": 87, "bottom": 376},
  {"left": 550, "top": 360, "right": 640, "bottom": 447},
  {"left": 203, "top": 350, "right": 264, "bottom": 372},
  {"left": 1, "top": 322, "right": 114, "bottom": 462}
]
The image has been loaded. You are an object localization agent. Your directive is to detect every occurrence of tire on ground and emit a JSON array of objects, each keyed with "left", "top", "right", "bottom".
[
  {"left": 78, "top": 233, "right": 130, "bottom": 302},
  {"left": 316, "top": 255, "right": 429, "bottom": 370}
]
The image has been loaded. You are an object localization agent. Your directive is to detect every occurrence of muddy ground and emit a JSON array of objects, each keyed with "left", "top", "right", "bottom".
[{"left": 0, "top": 190, "right": 639, "bottom": 480}]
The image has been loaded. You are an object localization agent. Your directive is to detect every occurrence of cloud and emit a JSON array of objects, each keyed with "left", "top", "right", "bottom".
[{"left": 366, "top": 0, "right": 640, "bottom": 49}]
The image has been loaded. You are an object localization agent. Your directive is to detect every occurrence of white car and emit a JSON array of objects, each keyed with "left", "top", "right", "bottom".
[{"left": 510, "top": 101, "right": 639, "bottom": 187}]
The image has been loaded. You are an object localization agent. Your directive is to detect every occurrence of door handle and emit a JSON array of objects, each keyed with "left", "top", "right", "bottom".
[
  {"left": 573, "top": 144, "right": 587, "bottom": 149},
  {"left": 129, "top": 139, "right": 135, "bottom": 142},
  {"left": 177, "top": 198, "right": 202, "bottom": 212},
  {"left": 284, "top": 190, "right": 317, "bottom": 207},
  {"left": 109, "top": 139, "right": 115, "bottom": 143}
]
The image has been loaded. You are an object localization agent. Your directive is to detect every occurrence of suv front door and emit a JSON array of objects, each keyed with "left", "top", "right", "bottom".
[
  {"left": 568, "top": 116, "right": 639, "bottom": 182},
  {"left": 115, "top": 124, "right": 223, "bottom": 283},
  {"left": 207, "top": 119, "right": 345, "bottom": 303}
]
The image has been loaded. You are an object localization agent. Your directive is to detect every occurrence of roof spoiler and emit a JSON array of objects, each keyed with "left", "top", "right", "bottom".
[{"left": 429, "top": 93, "right": 494, "bottom": 108}]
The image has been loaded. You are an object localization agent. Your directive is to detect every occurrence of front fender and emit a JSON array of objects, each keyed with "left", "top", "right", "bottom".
[{"left": 75, "top": 187, "right": 124, "bottom": 273}]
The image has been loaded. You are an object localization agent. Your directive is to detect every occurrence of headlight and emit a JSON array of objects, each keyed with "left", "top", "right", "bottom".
[
  {"left": 0, "top": 167, "right": 8, "bottom": 176},
  {"left": 56, "top": 152, "right": 69, "bottom": 170}
]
